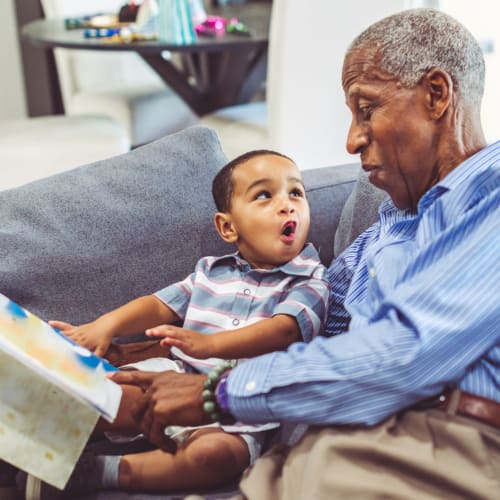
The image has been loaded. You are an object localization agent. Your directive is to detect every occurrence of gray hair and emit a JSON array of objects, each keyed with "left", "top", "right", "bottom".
[{"left": 348, "top": 9, "right": 485, "bottom": 106}]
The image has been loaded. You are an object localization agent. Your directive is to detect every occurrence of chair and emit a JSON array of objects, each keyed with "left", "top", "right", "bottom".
[
  {"left": 40, "top": 0, "right": 198, "bottom": 147},
  {"left": 202, "top": 0, "right": 409, "bottom": 169}
]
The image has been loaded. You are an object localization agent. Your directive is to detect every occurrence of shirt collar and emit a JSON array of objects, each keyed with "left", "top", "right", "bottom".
[
  {"left": 418, "top": 140, "right": 500, "bottom": 211},
  {"left": 210, "top": 242, "right": 322, "bottom": 278},
  {"left": 377, "top": 198, "right": 415, "bottom": 232},
  {"left": 377, "top": 140, "right": 500, "bottom": 216}
]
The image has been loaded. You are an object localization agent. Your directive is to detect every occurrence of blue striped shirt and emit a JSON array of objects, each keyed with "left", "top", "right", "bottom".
[
  {"left": 155, "top": 243, "right": 329, "bottom": 372},
  {"left": 226, "top": 141, "right": 500, "bottom": 426}
]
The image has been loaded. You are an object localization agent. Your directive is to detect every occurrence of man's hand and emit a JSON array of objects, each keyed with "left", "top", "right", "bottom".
[
  {"left": 110, "top": 370, "right": 210, "bottom": 449},
  {"left": 49, "top": 320, "right": 113, "bottom": 358},
  {"left": 146, "top": 325, "right": 216, "bottom": 358}
]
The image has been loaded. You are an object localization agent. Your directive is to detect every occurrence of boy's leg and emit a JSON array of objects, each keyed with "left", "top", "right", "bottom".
[
  {"left": 119, "top": 428, "right": 250, "bottom": 492},
  {"left": 16, "top": 427, "right": 249, "bottom": 496}
]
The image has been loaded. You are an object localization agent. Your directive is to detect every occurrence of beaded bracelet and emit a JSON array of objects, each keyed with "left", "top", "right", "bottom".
[{"left": 202, "top": 360, "right": 236, "bottom": 423}]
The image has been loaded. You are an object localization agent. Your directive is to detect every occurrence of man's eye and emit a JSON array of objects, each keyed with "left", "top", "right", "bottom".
[
  {"left": 256, "top": 191, "right": 271, "bottom": 200},
  {"left": 359, "top": 106, "right": 372, "bottom": 120}
]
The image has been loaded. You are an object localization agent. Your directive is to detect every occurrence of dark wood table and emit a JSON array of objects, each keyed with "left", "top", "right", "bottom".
[{"left": 21, "top": 2, "right": 271, "bottom": 116}]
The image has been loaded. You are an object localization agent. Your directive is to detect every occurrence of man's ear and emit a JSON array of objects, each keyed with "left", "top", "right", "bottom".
[
  {"left": 214, "top": 212, "right": 238, "bottom": 243},
  {"left": 423, "top": 68, "right": 453, "bottom": 120}
]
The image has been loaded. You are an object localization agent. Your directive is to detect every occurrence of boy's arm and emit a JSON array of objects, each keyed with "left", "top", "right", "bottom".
[
  {"left": 146, "top": 314, "right": 301, "bottom": 360},
  {"left": 50, "top": 294, "right": 179, "bottom": 357}
]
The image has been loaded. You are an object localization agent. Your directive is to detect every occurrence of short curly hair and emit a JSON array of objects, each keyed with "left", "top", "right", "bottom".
[
  {"left": 347, "top": 8, "right": 485, "bottom": 107},
  {"left": 212, "top": 150, "right": 295, "bottom": 213}
]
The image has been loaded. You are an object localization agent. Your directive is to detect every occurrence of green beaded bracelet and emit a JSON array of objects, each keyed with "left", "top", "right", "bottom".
[{"left": 202, "top": 360, "right": 236, "bottom": 423}]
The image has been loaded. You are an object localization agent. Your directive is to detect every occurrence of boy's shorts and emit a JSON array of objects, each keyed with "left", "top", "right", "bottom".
[{"left": 112, "top": 357, "right": 278, "bottom": 464}]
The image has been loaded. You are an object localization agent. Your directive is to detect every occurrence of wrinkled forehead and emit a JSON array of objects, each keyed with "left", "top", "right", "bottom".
[{"left": 342, "top": 47, "right": 397, "bottom": 93}]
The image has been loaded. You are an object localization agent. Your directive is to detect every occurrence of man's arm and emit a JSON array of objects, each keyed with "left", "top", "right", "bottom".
[{"left": 225, "top": 191, "right": 500, "bottom": 426}]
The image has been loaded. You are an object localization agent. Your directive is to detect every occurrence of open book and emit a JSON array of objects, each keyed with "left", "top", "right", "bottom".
[{"left": 0, "top": 293, "right": 122, "bottom": 488}]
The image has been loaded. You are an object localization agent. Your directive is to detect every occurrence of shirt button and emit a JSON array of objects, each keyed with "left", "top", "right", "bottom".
[
  {"left": 243, "top": 288, "right": 251, "bottom": 295},
  {"left": 232, "top": 318, "right": 240, "bottom": 326},
  {"left": 245, "top": 381, "right": 256, "bottom": 392},
  {"left": 369, "top": 267, "right": 376, "bottom": 278}
]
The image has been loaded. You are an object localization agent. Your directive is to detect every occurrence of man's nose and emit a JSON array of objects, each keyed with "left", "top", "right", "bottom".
[{"left": 346, "top": 121, "right": 369, "bottom": 155}]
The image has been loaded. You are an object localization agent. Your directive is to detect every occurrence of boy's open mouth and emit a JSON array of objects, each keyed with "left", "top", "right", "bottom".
[{"left": 282, "top": 221, "right": 296, "bottom": 238}]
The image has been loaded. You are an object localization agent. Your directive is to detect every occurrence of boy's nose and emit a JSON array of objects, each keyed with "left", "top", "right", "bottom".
[{"left": 279, "top": 199, "right": 295, "bottom": 214}]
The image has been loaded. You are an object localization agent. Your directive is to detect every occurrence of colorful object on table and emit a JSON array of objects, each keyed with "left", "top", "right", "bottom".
[
  {"left": 64, "top": 15, "right": 96, "bottom": 30},
  {"left": 105, "top": 29, "right": 158, "bottom": 43},
  {"left": 64, "top": 14, "right": 127, "bottom": 30},
  {"left": 84, "top": 28, "right": 122, "bottom": 38},
  {"left": 157, "top": 0, "right": 196, "bottom": 44},
  {"left": 226, "top": 18, "right": 251, "bottom": 36},
  {"left": 195, "top": 15, "right": 227, "bottom": 37},
  {"left": 195, "top": 16, "right": 251, "bottom": 38},
  {"left": 118, "top": 1, "right": 139, "bottom": 22},
  {"left": 136, "top": 0, "right": 160, "bottom": 35}
]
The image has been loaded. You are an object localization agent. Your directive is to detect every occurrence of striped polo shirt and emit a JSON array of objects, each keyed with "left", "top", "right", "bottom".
[{"left": 155, "top": 242, "right": 329, "bottom": 372}]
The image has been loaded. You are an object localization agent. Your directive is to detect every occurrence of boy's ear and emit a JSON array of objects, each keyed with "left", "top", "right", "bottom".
[
  {"left": 423, "top": 67, "right": 453, "bottom": 120},
  {"left": 214, "top": 212, "right": 238, "bottom": 243}
]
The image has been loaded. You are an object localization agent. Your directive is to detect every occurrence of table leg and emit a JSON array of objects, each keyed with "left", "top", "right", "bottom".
[{"left": 139, "top": 46, "right": 267, "bottom": 116}]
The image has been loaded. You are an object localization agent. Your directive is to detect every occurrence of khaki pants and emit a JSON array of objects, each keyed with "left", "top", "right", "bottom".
[{"left": 237, "top": 410, "right": 500, "bottom": 499}]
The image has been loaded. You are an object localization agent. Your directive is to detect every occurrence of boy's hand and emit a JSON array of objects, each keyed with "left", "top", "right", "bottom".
[
  {"left": 146, "top": 325, "right": 215, "bottom": 359},
  {"left": 49, "top": 320, "right": 113, "bottom": 358}
]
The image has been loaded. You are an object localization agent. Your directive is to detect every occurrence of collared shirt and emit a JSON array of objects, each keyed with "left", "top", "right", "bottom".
[
  {"left": 226, "top": 141, "right": 500, "bottom": 426},
  {"left": 155, "top": 243, "right": 329, "bottom": 372}
]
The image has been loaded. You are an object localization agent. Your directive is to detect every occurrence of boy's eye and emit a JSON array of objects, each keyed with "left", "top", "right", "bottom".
[
  {"left": 255, "top": 191, "right": 271, "bottom": 200},
  {"left": 290, "top": 188, "right": 304, "bottom": 198}
]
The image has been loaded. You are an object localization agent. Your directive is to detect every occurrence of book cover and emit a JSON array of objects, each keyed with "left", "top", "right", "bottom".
[{"left": 0, "top": 293, "right": 122, "bottom": 488}]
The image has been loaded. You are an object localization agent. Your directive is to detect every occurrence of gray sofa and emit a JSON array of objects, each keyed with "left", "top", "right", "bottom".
[{"left": 1, "top": 125, "right": 385, "bottom": 499}]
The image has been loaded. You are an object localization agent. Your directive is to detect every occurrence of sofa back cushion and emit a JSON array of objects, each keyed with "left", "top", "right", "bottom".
[
  {"left": 0, "top": 124, "right": 361, "bottom": 329},
  {"left": 0, "top": 126, "right": 229, "bottom": 325},
  {"left": 333, "top": 168, "right": 387, "bottom": 257},
  {"left": 302, "top": 163, "right": 359, "bottom": 266}
]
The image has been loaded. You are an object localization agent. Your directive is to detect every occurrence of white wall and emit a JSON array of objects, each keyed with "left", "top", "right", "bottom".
[
  {"left": 269, "top": 0, "right": 425, "bottom": 170},
  {"left": 439, "top": 0, "right": 500, "bottom": 144},
  {"left": 0, "top": 0, "right": 27, "bottom": 120}
]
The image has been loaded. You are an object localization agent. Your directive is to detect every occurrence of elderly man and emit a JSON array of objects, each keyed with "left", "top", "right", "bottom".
[{"left": 105, "top": 8, "right": 499, "bottom": 498}]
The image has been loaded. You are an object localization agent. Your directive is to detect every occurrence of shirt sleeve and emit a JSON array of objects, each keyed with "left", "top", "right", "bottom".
[
  {"left": 154, "top": 271, "right": 196, "bottom": 321},
  {"left": 272, "top": 266, "right": 330, "bottom": 343},
  {"left": 225, "top": 188, "right": 500, "bottom": 426},
  {"left": 324, "top": 222, "right": 381, "bottom": 336}
]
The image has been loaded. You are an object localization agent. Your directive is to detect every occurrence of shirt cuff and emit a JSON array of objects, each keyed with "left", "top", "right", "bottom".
[{"left": 224, "top": 354, "right": 278, "bottom": 423}]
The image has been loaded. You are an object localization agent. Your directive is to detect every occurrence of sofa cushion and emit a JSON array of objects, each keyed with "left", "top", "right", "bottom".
[
  {"left": 333, "top": 168, "right": 387, "bottom": 257},
  {"left": 302, "top": 163, "right": 360, "bottom": 266},
  {"left": 0, "top": 125, "right": 229, "bottom": 325}
]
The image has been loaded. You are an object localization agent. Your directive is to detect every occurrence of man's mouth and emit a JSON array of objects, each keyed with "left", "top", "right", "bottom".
[
  {"left": 362, "top": 164, "right": 382, "bottom": 184},
  {"left": 362, "top": 164, "right": 380, "bottom": 173}
]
